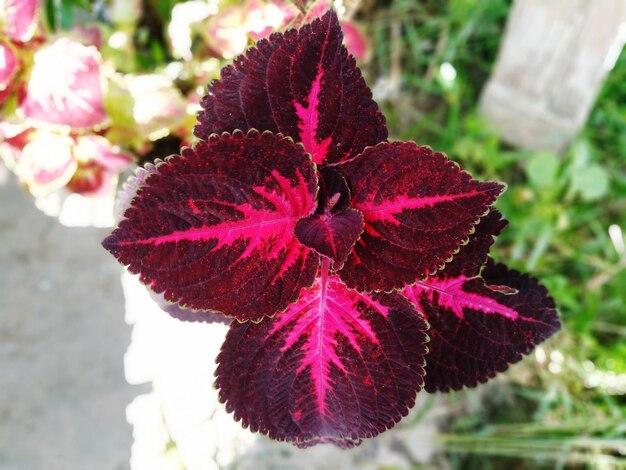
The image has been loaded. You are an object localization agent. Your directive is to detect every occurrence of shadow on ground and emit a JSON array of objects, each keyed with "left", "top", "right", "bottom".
[{"left": 0, "top": 168, "right": 136, "bottom": 470}]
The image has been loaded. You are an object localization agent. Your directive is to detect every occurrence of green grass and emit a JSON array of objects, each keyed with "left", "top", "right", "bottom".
[{"left": 362, "top": 0, "right": 626, "bottom": 467}]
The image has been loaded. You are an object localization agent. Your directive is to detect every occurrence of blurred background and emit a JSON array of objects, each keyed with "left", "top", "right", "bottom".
[{"left": 1, "top": 0, "right": 625, "bottom": 468}]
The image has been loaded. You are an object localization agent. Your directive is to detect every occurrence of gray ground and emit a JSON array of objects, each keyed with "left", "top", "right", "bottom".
[{"left": 0, "top": 168, "right": 136, "bottom": 470}]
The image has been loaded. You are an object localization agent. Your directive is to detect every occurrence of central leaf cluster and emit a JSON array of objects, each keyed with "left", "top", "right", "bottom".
[
  {"left": 294, "top": 167, "right": 363, "bottom": 269},
  {"left": 103, "top": 10, "right": 560, "bottom": 449}
]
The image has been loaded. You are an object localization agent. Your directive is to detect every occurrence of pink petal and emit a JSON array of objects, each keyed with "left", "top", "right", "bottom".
[
  {"left": 168, "top": 1, "right": 214, "bottom": 60},
  {"left": 340, "top": 21, "right": 368, "bottom": 60},
  {"left": 126, "top": 74, "right": 187, "bottom": 137},
  {"left": 3, "top": 0, "right": 40, "bottom": 43},
  {"left": 244, "top": 0, "right": 296, "bottom": 41},
  {"left": 205, "top": 7, "right": 249, "bottom": 58},
  {"left": 16, "top": 130, "right": 77, "bottom": 196},
  {"left": 300, "top": 0, "right": 331, "bottom": 23},
  {"left": 0, "top": 40, "right": 20, "bottom": 104},
  {"left": 66, "top": 136, "right": 133, "bottom": 197},
  {"left": 19, "top": 38, "right": 107, "bottom": 129},
  {"left": 74, "top": 135, "right": 133, "bottom": 172},
  {"left": 66, "top": 160, "right": 111, "bottom": 196}
]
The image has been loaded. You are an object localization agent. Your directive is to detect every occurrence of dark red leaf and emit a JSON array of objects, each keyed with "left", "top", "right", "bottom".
[
  {"left": 402, "top": 260, "right": 560, "bottom": 392},
  {"left": 335, "top": 142, "right": 505, "bottom": 292},
  {"left": 195, "top": 10, "right": 387, "bottom": 165},
  {"left": 215, "top": 260, "right": 428, "bottom": 448},
  {"left": 294, "top": 208, "right": 363, "bottom": 269},
  {"left": 103, "top": 131, "right": 320, "bottom": 322},
  {"left": 439, "top": 210, "right": 508, "bottom": 279},
  {"left": 293, "top": 1, "right": 369, "bottom": 59}
]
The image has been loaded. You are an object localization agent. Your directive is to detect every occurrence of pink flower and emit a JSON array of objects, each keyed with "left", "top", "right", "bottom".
[
  {"left": 125, "top": 74, "right": 188, "bottom": 138},
  {"left": 206, "top": 0, "right": 296, "bottom": 58},
  {"left": 0, "top": 121, "right": 32, "bottom": 170},
  {"left": 2, "top": 124, "right": 132, "bottom": 197},
  {"left": 338, "top": 20, "right": 367, "bottom": 60},
  {"left": 2, "top": 0, "right": 40, "bottom": 43},
  {"left": 0, "top": 39, "right": 19, "bottom": 104},
  {"left": 244, "top": 0, "right": 296, "bottom": 41},
  {"left": 15, "top": 130, "right": 77, "bottom": 196},
  {"left": 67, "top": 135, "right": 132, "bottom": 196},
  {"left": 168, "top": 1, "right": 215, "bottom": 61},
  {"left": 19, "top": 38, "right": 107, "bottom": 129}
]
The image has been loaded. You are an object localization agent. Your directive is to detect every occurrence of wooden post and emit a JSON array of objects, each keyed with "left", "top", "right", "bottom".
[{"left": 479, "top": 0, "right": 626, "bottom": 152}]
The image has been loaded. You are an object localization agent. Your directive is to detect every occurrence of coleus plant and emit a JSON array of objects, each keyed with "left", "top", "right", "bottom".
[{"left": 103, "top": 11, "right": 560, "bottom": 448}]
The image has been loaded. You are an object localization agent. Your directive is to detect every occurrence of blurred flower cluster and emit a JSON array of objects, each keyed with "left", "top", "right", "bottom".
[
  {"left": 0, "top": 0, "right": 366, "bottom": 207},
  {"left": 1, "top": 0, "right": 132, "bottom": 198}
]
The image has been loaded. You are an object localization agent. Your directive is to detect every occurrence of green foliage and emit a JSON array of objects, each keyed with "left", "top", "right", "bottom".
[
  {"left": 43, "top": 0, "right": 187, "bottom": 71},
  {"left": 364, "top": 0, "right": 626, "bottom": 467},
  {"left": 43, "top": 0, "right": 92, "bottom": 31}
]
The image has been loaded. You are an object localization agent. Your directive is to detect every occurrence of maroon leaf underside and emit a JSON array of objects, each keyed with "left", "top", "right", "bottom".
[
  {"left": 215, "top": 260, "right": 428, "bottom": 448},
  {"left": 103, "top": 131, "right": 320, "bottom": 322},
  {"left": 116, "top": 162, "right": 158, "bottom": 221},
  {"left": 195, "top": 10, "right": 387, "bottom": 165},
  {"left": 401, "top": 214, "right": 559, "bottom": 392},
  {"left": 335, "top": 142, "right": 505, "bottom": 293},
  {"left": 148, "top": 288, "right": 231, "bottom": 325},
  {"left": 439, "top": 209, "right": 508, "bottom": 279}
]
